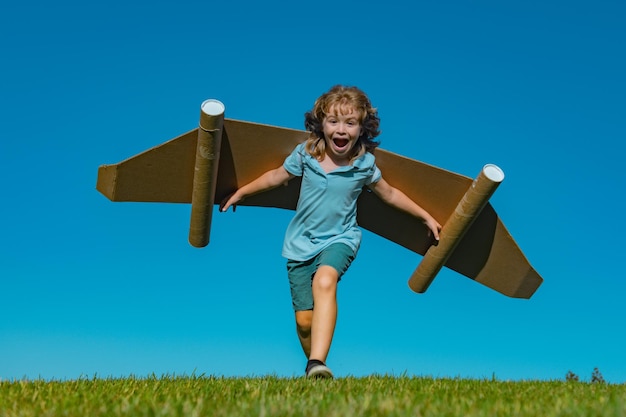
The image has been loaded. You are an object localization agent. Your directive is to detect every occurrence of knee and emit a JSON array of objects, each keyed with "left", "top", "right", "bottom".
[
  {"left": 296, "top": 311, "right": 312, "bottom": 333},
  {"left": 312, "top": 267, "right": 338, "bottom": 294}
]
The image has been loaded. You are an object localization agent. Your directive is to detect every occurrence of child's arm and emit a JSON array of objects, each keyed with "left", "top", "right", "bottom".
[
  {"left": 368, "top": 177, "right": 442, "bottom": 241},
  {"left": 219, "top": 166, "right": 295, "bottom": 212}
]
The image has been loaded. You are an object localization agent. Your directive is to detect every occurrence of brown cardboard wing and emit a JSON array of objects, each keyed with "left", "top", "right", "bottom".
[{"left": 97, "top": 118, "right": 543, "bottom": 298}]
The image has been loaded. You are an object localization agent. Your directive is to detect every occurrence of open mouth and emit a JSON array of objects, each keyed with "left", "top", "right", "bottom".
[{"left": 332, "top": 138, "right": 350, "bottom": 149}]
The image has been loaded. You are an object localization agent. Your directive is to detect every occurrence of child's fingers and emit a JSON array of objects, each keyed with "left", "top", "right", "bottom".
[
  {"left": 434, "top": 222, "right": 442, "bottom": 240},
  {"left": 426, "top": 220, "right": 441, "bottom": 241},
  {"left": 220, "top": 200, "right": 232, "bottom": 212},
  {"left": 220, "top": 197, "right": 238, "bottom": 213},
  {"left": 219, "top": 193, "right": 237, "bottom": 212}
]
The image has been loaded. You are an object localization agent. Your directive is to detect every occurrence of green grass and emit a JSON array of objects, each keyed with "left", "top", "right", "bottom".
[{"left": 1, "top": 375, "right": 625, "bottom": 417}]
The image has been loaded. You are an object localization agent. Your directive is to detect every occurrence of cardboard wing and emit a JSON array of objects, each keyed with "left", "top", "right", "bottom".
[{"left": 97, "top": 115, "right": 543, "bottom": 299}]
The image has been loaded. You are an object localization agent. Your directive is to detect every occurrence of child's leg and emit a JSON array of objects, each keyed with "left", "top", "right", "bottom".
[
  {"left": 295, "top": 310, "right": 313, "bottom": 357},
  {"left": 287, "top": 244, "right": 353, "bottom": 374},
  {"left": 308, "top": 265, "right": 339, "bottom": 363}
]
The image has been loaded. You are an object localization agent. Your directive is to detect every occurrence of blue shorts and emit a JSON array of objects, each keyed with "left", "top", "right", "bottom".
[{"left": 286, "top": 243, "right": 355, "bottom": 311}]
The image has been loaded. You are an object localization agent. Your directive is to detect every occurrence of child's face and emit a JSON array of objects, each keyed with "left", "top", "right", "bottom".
[{"left": 322, "top": 105, "right": 362, "bottom": 161}]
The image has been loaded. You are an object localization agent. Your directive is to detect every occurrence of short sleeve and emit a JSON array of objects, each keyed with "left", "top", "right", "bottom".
[
  {"left": 354, "top": 152, "right": 381, "bottom": 185},
  {"left": 283, "top": 143, "right": 305, "bottom": 176},
  {"left": 366, "top": 164, "right": 382, "bottom": 185}
]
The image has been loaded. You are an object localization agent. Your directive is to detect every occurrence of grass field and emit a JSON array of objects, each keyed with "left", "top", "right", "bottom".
[{"left": 1, "top": 375, "right": 625, "bottom": 416}]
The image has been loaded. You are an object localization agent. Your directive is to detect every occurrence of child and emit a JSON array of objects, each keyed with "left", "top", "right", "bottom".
[{"left": 220, "top": 85, "right": 441, "bottom": 378}]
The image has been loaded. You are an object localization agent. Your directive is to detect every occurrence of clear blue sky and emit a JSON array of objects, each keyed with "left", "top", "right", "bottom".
[{"left": 2, "top": 0, "right": 625, "bottom": 383}]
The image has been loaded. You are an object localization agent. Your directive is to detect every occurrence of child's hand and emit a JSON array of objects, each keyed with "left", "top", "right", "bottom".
[
  {"left": 424, "top": 217, "right": 442, "bottom": 241},
  {"left": 219, "top": 192, "right": 241, "bottom": 212}
]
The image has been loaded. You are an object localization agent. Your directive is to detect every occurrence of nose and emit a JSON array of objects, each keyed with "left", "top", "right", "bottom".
[{"left": 336, "top": 122, "right": 347, "bottom": 134}]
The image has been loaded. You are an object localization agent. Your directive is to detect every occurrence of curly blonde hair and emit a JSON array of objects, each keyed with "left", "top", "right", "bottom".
[{"left": 304, "top": 85, "right": 380, "bottom": 163}]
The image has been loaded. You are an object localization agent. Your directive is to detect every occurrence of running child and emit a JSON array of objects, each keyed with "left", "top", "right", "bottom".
[{"left": 220, "top": 85, "right": 441, "bottom": 378}]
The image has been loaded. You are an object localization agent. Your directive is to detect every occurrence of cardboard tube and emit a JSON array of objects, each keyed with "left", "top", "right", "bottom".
[
  {"left": 189, "top": 99, "right": 225, "bottom": 248},
  {"left": 408, "top": 164, "right": 505, "bottom": 293}
]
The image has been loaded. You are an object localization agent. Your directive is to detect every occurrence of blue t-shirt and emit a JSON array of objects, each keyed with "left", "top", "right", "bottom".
[{"left": 282, "top": 143, "right": 382, "bottom": 261}]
